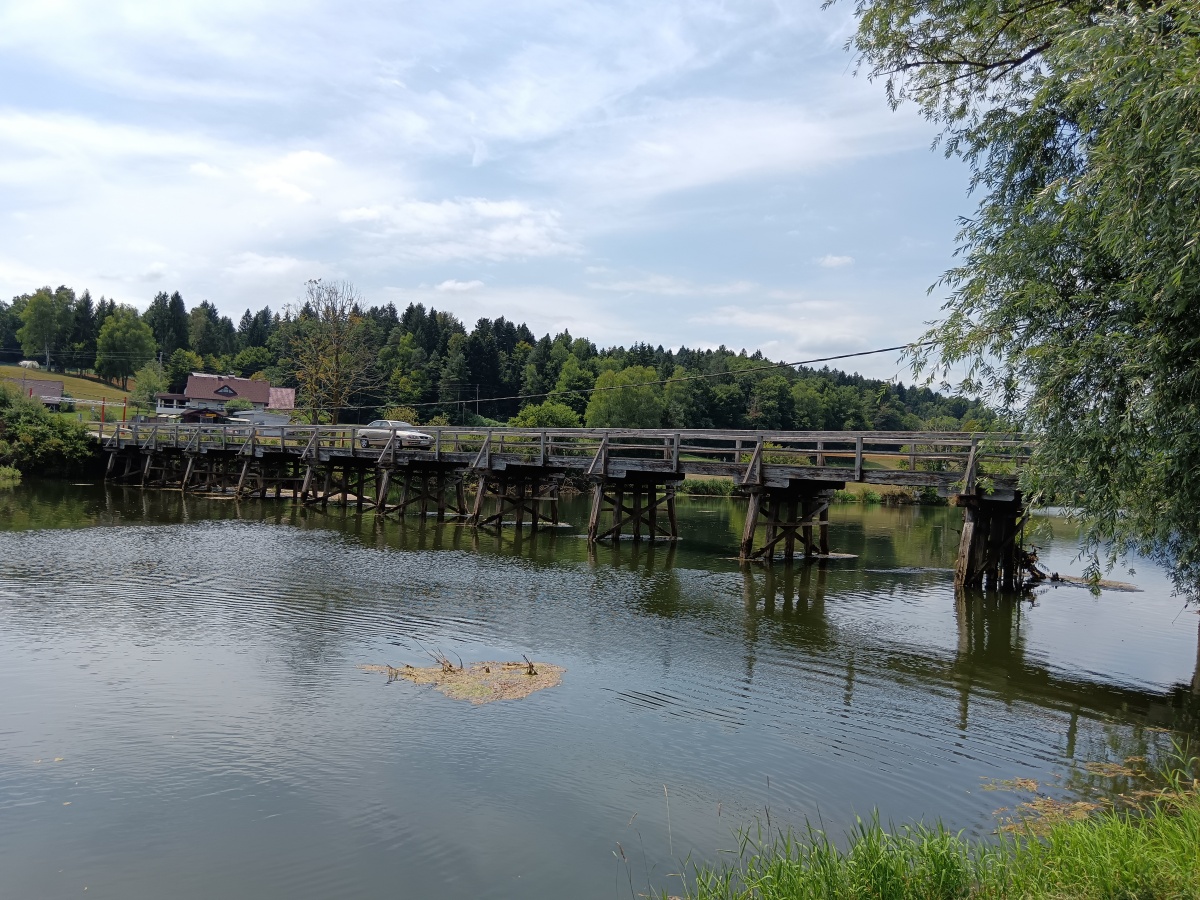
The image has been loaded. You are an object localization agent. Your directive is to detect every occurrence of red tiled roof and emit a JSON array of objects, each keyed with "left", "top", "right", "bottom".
[
  {"left": 268, "top": 387, "right": 295, "bottom": 410},
  {"left": 184, "top": 374, "right": 271, "bottom": 405}
]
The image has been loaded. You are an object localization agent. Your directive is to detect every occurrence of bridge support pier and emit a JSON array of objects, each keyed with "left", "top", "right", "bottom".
[
  {"left": 586, "top": 476, "right": 680, "bottom": 543},
  {"left": 302, "top": 461, "right": 375, "bottom": 510},
  {"left": 738, "top": 481, "right": 839, "bottom": 564},
  {"left": 375, "top": 467, "right": 469, "bottom": 521},
  {"left": 954, "top": 490, "right": 1025, "bottom": 591},
  {"left": 468, "top": 469, "right": 562, "bottom": 529}
]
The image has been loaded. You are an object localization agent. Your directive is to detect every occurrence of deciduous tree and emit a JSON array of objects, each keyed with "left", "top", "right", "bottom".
[
  {"left": 17, "top": 286, "right": 73, "bottom": 369},
  {"left": 843, "top": 0, "right": 1200, "bottom": 589},
  {"left": 130, "top": 360, "right": 167, "bottom": 412},
  {"left": 286, "top": 280, "right": 378, "bottom": 424},
  {"left": 95, "top": 306, "right": 155, "bottom": 389},
  {"left": 584, "top": 366, "right": 664, "bottom": 428}
]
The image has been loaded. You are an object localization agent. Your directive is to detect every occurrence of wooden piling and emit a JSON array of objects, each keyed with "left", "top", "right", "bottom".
[{"left": 739, "top": 491, "right": 761, "bottom": 560}]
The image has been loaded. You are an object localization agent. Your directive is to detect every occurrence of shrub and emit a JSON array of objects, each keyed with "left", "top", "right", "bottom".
[
  {"left": 508, "top": 401, "right": 581, "bottom": 429},
  {"left": 679, "top": 478, "right": 735, "bottom": 496},
  {"left": 0, "top": 385, "right": 94, "bottom": 475}
]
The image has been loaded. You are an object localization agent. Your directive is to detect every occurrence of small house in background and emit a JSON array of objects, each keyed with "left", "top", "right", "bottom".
[
  {"left": 3, "top": 377, "right": 64, "bottom": 410},
  {"left": 182, "top": 374, "right": 271, "bottom": 412},
  {"left": 154, "top": 373, "right": 296, "bottom": 425}
]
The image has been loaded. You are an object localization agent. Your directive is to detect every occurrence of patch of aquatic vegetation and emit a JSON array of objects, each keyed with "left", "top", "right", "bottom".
[
  {"left": 359, "top": 658, "right": 564, "bottom": 705},
  {"left": 981, "top": 747, "right": 1190, "bottom": 835},
  {"left": 0, "top": 465, "right": 20, "bottom": 488}
]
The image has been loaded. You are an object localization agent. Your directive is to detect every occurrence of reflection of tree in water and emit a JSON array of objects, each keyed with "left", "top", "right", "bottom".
[
  {"left": 0, "top": 481, "right": 100, "bottom": 530},
  {"left": 819, "top": 505, "right": 959, "bottom": 571}
]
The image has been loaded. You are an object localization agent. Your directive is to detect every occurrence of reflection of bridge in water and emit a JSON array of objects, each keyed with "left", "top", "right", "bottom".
[
  {"left": 739, "top": 565, "right": 1200, "bottom": 736},
  {"left": 101, "top": 424, "right": 1032, "bottom": 589},
  {"left": 93, "top": 483, "right": 1200, "bottom": 738}
]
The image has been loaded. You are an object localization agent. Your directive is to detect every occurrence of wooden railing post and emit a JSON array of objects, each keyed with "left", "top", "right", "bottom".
[
  {"left": 854, "top": 435, "right": 864, "bottom": 481},
  {"left": 964, "top": 437, "right": 980, "bottom": 494}
]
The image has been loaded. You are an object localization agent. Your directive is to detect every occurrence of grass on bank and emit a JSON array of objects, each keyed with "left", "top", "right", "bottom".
[
  {"left": 0, "top": 365, "right": 132, "bottom": 403},
  {"left": 674, "top": 780, "right": 1200, "bottom": 900}
]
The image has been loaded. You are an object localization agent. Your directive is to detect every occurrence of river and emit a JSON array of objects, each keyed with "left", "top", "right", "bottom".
[{"left": 1, "top": 481, "right": 1197, "bottom": 899}]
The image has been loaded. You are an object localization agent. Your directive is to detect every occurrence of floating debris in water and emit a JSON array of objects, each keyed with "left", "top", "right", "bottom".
[{"left": 358, "top": 660, "right": 564, "bottom": 705}]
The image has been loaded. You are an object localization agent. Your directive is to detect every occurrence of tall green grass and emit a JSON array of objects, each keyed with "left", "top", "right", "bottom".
[
  {"left": 678, "top": 792, "right": 1200, "bottom": 899},
  {"left": 679, "top": 478, "right": 735, "bottom": 497}
]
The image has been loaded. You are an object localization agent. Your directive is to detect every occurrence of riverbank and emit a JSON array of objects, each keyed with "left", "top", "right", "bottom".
[
  {"left": 677, "top": 787, "right": 1200, "bottom": 899},
  {"left": 679, "top": 477, "right": 943, "bottom": 505}
]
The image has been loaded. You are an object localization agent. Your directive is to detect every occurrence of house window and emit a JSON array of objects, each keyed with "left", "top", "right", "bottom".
[{"left": 215, "top": 386, "right": 236, "bottom": 397}]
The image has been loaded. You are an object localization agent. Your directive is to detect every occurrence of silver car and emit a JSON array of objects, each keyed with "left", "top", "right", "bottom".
[{"left": 358, "top": 420, "right": 433, "bottom": 449}]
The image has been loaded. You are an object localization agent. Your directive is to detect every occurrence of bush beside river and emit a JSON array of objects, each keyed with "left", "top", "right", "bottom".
[{"left": 0, "top": 386, "right": 95, "bottom": 478}]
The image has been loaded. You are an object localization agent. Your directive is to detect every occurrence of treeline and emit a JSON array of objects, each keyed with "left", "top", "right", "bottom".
[{"left": 0, "top": 283, "right": 994, "bottom": 430}]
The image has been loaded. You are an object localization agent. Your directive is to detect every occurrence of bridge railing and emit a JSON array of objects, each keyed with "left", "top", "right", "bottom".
[{"left": 97, "top": 423, "right": 1032, "bottom": 487}]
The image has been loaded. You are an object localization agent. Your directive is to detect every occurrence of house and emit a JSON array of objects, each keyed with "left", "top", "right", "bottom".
[
  {"left": 154, "top": 392, "right": 189, "bottom": 414},
  {"left": 181, "top": 374, "right": 272, "bottom": 412},
  {"left": 154, "top": 373, "right": 296, "bottom": 424},
  {"left": 3, "top": 377, "right": 64, "bottom": 410}
]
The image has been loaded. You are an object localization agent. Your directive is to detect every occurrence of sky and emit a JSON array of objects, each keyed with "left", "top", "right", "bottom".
[{"left": 0, "top": 0, "right": 976, "bottom": 381}]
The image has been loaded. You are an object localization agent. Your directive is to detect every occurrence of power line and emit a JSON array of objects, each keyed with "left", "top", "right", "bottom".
[{"left": 289, "top": 342, "right": 928, "bottom": 413}]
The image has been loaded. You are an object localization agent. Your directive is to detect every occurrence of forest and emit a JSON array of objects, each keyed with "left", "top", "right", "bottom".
[{"left": 0, "top": 284, "right": 995, "bottom": 431}]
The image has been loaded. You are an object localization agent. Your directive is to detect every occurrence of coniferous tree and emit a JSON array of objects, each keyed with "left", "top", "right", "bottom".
[{"left": 67, "top": 290, "right": 97, "bottom": 373}]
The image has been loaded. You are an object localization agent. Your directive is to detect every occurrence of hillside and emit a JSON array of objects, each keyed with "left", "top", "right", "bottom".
[{"left": 0, "top": 366, "right": 131, "bottom": 403}]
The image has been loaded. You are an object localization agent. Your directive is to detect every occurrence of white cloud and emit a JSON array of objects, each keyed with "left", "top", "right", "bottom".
[
  {"left": 0, "top": 0, "right": 961, "bottom": 371},
  {"left": 590, "top": 274, "right": 757, "bottom": 296},
  {"left": 690, "top": 300, "right": 876, "bottom": 355},
  {"left": 435, "top": 279, "right": 484, "bottom": 292},
  {"left": 248, "top": 150, "right": 334, "bottom": 203},
  {"left": 338, "top": 199, "right": 576, "bottom": 262},
  {"left": 817, "top": 254, "right": 855, "bottom": 268}
]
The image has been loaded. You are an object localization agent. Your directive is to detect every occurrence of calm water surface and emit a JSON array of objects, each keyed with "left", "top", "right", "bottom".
[{"left": 1, "top": 482, "right": 1197, "bottom": 899}]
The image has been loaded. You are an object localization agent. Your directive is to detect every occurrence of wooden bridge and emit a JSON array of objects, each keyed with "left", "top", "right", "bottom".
[{"left": 97, "top": 423, "right": 1032, "bottom": 590}]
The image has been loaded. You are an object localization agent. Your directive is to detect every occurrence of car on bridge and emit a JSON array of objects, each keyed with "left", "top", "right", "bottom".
[{"left": 358, "top": 420, "right": 434, "bottom": 450}]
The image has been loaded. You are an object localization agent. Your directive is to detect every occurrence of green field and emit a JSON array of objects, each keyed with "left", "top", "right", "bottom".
[{"left": 0, "top": 365, "right": 132, "bottom": 403}]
